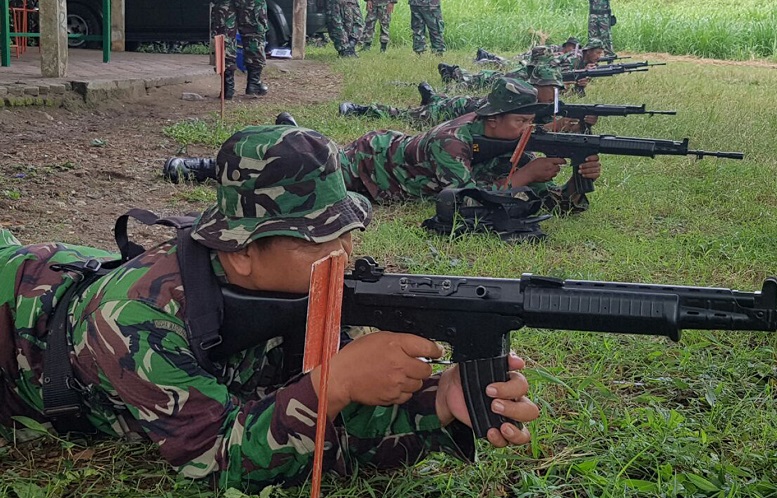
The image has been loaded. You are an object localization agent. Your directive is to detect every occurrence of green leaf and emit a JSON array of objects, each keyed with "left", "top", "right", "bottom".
[
  {"left": 11, "top": 416, "right": 51, "bottom": 434},
  {"left": 622, "top": 479, "right": 659, "bottom": 492},
  {"left": 684, "top": 473, "right": 720, "bottom": 492},
  {"left": 11, "top": 482, "right": 47, "bottom": 498}
]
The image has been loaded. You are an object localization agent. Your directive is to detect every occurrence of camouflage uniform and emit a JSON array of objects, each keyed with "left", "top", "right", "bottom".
[
  {"left": 211, "top": 0, "right": 268, "bottom": 71},
  {"left": 588, "top": 0, "right": 614, "bottom": 55},
  {"left": 343, "top": 0, "right": 365, "bottom": 48},
  {"left": 347, "top": 94, "right": 486, "bottom": 128},
  {"left": 327, "top": 0, "right": 354, "bottom": 55},
  {"left": 440, "top": 65, "right": 530, "bottom": 94},
  {"left": 408, "top": 0, "right": 445, "bottom": 54},
  {"left": 361, "top": 0, "right": 397, "bottom": 49},
  {"left": 0, "top": 126, "right": 476, "bottom": 491}
]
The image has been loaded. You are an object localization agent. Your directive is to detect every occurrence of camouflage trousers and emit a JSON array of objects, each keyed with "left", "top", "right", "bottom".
[
  {"left": 410, "top": 5, "right": 445, "bottom": 54},
  {"left": 357, "top": 95, "right": 485, "bottom": 128},
  {"left": 361, "top": 3, "right": 393, "bottom": 46},
  {"left": 211, "top": 0, "right": 268, "bottom": 71},
  {"left": 588, "top": 13, "right": 614, "bottom": 54},
  {"left": 327, "top": 0, "right": 363, "bottom": 53},
  {"left": 442, "top": 67, "right": 528, "bottom": 94}
]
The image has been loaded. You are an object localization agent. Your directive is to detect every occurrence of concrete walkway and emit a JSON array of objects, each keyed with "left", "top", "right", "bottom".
[{"left": 0, "top": 49, "right": 215, "bottom": 104}]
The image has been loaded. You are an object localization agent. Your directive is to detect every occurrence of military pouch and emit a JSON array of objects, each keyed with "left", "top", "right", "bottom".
[{"left": 421, "top": 187, "right": 551, "bottom": 242}]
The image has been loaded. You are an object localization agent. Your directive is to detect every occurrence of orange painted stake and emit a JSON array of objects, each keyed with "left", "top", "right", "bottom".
[
  {"left": 214, "top": 34, "right": 226, "bottom": 121},
  {"left": 505, "top": 124, "right": 535, "bottom": 189},
  {"left": 303, "top": 250, "right": 347, "bottom": 498}
]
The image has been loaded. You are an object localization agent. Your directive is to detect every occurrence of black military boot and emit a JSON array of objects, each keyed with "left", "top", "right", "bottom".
[
  {"left": 246, "top": 68, "right": 268, "bottom": 96},
  {"left": 338, "top": 102, "right": 369, "bottom": 116},
  {"left": 417, "top": 81, "right": 436, "bottom": 106},
  {"left": 275, "top": 112, "right": 298, "bottom": 126},
  {"left": 437, "top": 63, "right": 460, "bottom": 83},
  {"left": 339, "top": 48, "right": 358, "bottom": 58},
  {"left": 163, "top": 157, "right": 218, "bottom": 184},
  {"left": 222, "top": 69, "right": 235, "bottom": 100},
  {"left": 380, "top": 42, "right": 387, "bottom": 53},
  {"left": 475, "top": 47, "right": 501, "bottom": 61}
]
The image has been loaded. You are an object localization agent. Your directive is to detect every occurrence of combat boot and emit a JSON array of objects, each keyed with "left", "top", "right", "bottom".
[
  {"left": 246, "top": 68, "right": 269, "bottom": 96},
  {"left": 380, "top": 42, "right": 387, "bottom": 53},
  {"left": 222, "top": 69, "right": 235, "bottom": 100},
  {"left": 339, "top": 48, "right": 358, "bottom": 58},
  {"left": 417, "top": 81, "right": 436, "bottom": 106},
  {"left": 437, "top": 63, "right": 460, "bottom": 83},
  {"left": 339, "top": 102, "right": 370, "bottom": 116},
  {"left": 475, "top": 47, "right": 501, "bottom": 61},
  {"left": 275, "top": 112, "right": 298, "bottom": 126},
  {"left": 163, "top": 157, "right": 218, "bottom": 184}
]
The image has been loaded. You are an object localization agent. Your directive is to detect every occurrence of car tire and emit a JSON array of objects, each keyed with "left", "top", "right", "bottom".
[
  {"left": 67, "top": 3, "right": 101, "bottom": 49},
  {"left": 265, "top": 20, "right": 281, "bottom": 49}
]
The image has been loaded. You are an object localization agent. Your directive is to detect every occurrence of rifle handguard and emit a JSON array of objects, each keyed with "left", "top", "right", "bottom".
[{"left": 460, "top": 355, "right": 511, "bottom": 438}]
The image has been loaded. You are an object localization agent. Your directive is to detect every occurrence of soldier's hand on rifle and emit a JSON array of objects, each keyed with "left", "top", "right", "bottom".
[
  {"left": 388, "top": 2, "right": 395, "bottom": 14},
  {"left": 576, "top": 77, "right": 590, "bottom": 88},
  {"left": 583, "top": 115, "right": 599, "bottom": 126},
  {"left": 367, "top": 1, "right": 373, "bottom": 10},
  {"left": 511, "top": 157, "right": 566, "bottom": 185},
  {"left": 578, "top": 154, "right": 601, "bottom": 180},
  {"left": 435, "top": 353, "right": 539, "bottom": 447},
  {"left": 320, "top": 331, "right": 443, "bottom": 415}
]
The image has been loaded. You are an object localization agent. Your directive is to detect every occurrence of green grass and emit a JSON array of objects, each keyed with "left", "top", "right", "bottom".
[
  {"left": 161, "top": 48, "right": 777, "bottom": 497},
  {"left": 6, "top": 21, "right": 777, "bottom": 498},
  {"left": 380, "top": 0, "right": 777, "bottom": 60}
]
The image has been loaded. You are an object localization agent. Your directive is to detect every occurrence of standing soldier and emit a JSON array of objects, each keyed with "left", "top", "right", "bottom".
[
  {"left": 327, "top": 0, "right": 358, "bottom": 57},
  {"left": 211, "top": 0, "right": 269, "bottom": 99},
  {"left": 361, "top": 0, "right": 397, "bottom": 52},
  {"left": 408, "top": 0, "right": 446, "bottom": 55},
  {"left": 343, "top": 0, "right": 366, "bottom": 50},
  {"left": 588, "top": 0, "right": 615, "bottom": 55}
]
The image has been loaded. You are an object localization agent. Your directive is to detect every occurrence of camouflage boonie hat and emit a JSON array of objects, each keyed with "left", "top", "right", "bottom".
[
  {"left": 583, "top": 38, "right": 605, "bottom": 51},
  {"left": 529, "top": 64, "right": 564, "bottom": 88},
  {"left": 476, "top": 77, "right": 550, "bottom": 117},
  {"left": 563, "top": 36, "right": 581, "bottom": 48},
  {"left": 528, "top": 46, "right": 554, "bottom": 64},
  {"left": 191, "top": 126, "right": 372, "bottom": 252}
]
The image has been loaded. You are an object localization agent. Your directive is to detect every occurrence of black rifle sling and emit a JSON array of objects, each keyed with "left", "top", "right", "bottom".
[
  {"left": 43, "top": 259, "right": 110, "bottom": 435},
  {"left": 175, "top": 227, "right": 225, "bottom": 378}
]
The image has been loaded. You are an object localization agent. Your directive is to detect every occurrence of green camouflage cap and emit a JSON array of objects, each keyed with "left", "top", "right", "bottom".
[
  {"left": 476, "top": 77, "right": 551, "bottom": 117},
  {"left": 528, "top": 46, "right": 554, "bottom": 64},
  {"left": 583, "top": 38, "right": 605, "bottom": 51},
  {"left": 191, "top": 125, "right": 372, "bottom": 252},
  {"left": 529, "top": 64, "right": 564, "bottom": 88}
]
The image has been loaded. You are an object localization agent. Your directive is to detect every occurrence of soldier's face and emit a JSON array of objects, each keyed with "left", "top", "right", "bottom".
[
  {"left": 535, "top": 86, "right": 558, "bottom": 103},
  {"left": 226, "top": 233, "right": 354, "bottom": 294},
  {"left": 486, "top": 113, "right": 535, "bottom": 140},
  {"left": 585, "top": 48, "right": 604, "bottom": 63}
]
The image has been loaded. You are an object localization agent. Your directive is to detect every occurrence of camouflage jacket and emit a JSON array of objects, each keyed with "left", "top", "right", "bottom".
[
  {"left": 340, "top": 112, "right": 560, "bottom": 202},
  {"left": 408, "top": 0, "right": 440, "bottom": 7},
  {"left": 0, "top": 230, "right": 475, "bottom": 491},
  {"left": 589, "top": 0, "right": 611, "bottom": 13}
]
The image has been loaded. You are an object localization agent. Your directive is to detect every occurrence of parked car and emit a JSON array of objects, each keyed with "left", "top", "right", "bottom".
[{"left": 64, "top": 0, "right": 328, "bottom": 49}]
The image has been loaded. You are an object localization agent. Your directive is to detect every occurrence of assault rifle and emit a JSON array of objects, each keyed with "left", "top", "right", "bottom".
[
  {"left": 597, "top": 61, "right": 667, "bottom": 71},
  {"left": 562, "top": 65, "right": 649, "bottom": 83},
  {"left": 216, "top": 257, "right": 777, "bottom": 438},
  {"left": 471, "top": 129, "right": 745, "bottom": 194},
  {"left": 598, "top": 54, "right": 632, "bottom": 64},
  {"left": 554, "top": 103, "right": 676, "bottom": 120}
]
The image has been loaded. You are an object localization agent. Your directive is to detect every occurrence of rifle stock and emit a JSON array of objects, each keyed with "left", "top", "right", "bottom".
[{"left": 216, "top": 257, "right": 777, "bottom": 439}]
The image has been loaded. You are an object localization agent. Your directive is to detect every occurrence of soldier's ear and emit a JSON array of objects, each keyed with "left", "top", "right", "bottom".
[{"left": 218, "top": 248, "right": 253, "bottom": 278}]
